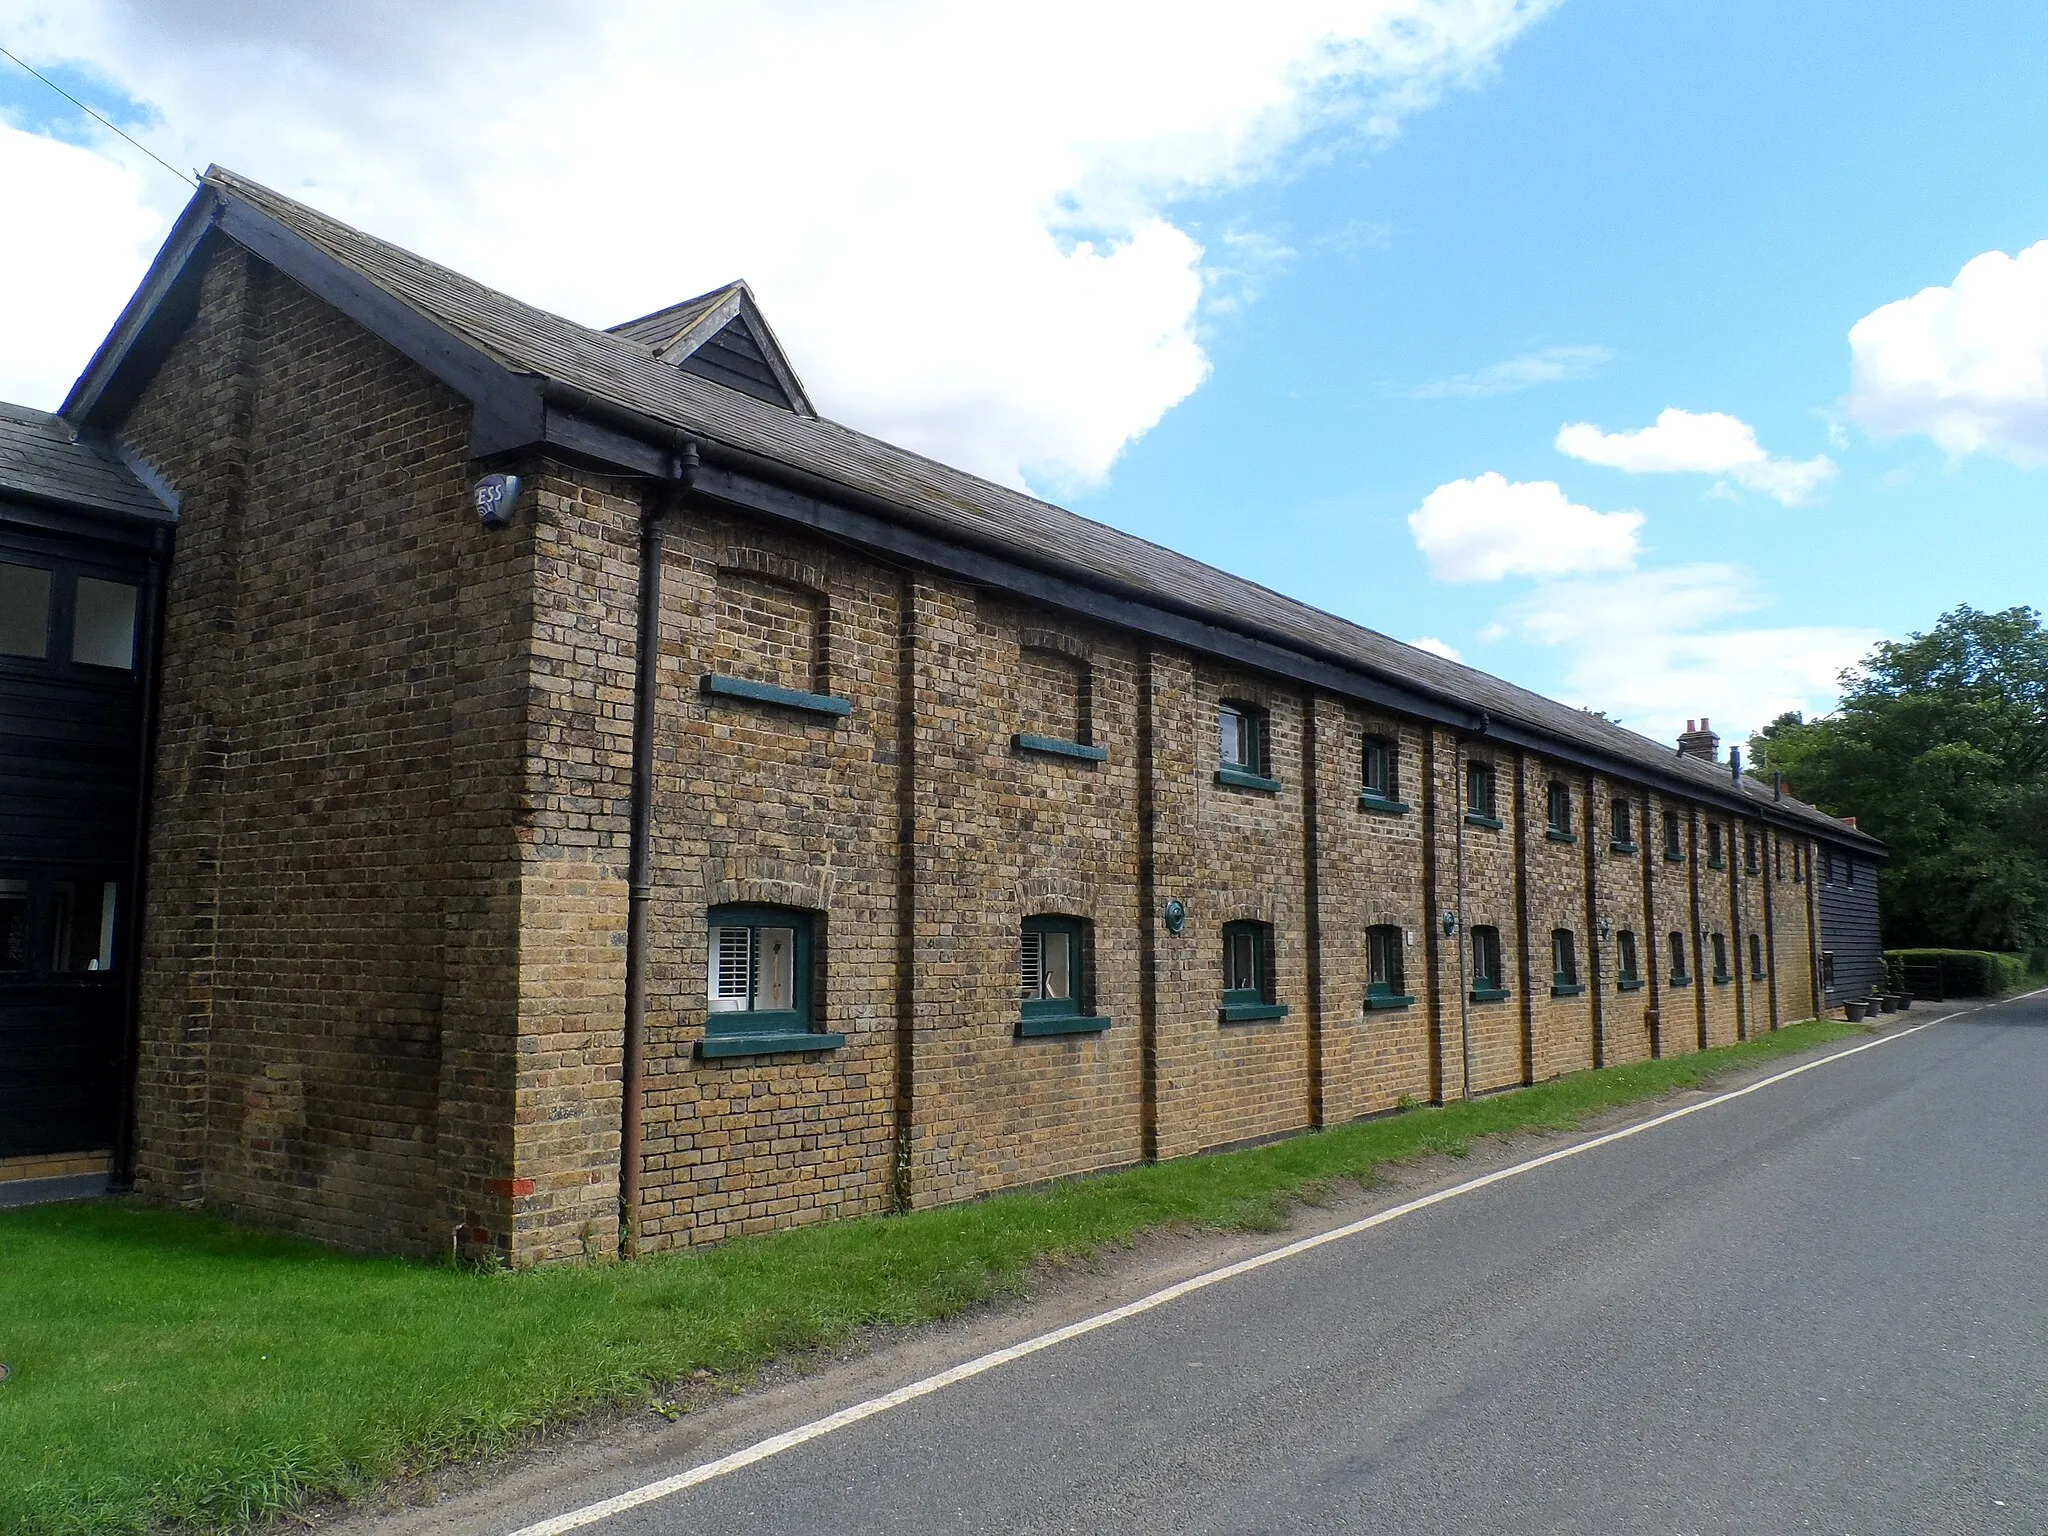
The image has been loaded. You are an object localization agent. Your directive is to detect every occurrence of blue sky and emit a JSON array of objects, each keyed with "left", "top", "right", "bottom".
[{"left": 3, "top": 0, "right": 2044, "bottom": 747}]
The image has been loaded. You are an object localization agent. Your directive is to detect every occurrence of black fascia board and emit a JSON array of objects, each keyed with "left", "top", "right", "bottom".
[
  {"left": 62, "top": 186, "right": 223, "bottom": 430},
  {"left": 0, "top": 492, "right": 165, "bottom": 547}
]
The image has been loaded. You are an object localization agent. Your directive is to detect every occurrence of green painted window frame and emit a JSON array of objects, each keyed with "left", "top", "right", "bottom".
[
  {"left": 1663, "top": 809, "right": 1684, "bottom": 862},
  {"left": 1546, "top": 780, "right": 1573, "bottom": 839},
  {"left": 1013, "top": 732, "right": 1107, "bottom": 764},
  {"left": 1706, "top": 824, "right": 1726, "bottom": 870},
  {"left": 1470, "top": 925, "right": 1508, "bottom": 1002},
  {"left": 1615, "top": 930, "right": 1642, "bottom": 991},
  {"left": 701, "top": 905, "right": 844, "bottom": 1058},
  {"left": 1667, "top": 931, "right": 1692, "bottom": 986},
  {"left": 1466, "top": 759, "right": 1497, "bottom": 822},
  {"left": 1365, "top": 924, "right": 1413, "bottom": 1010},
  {"left": 1018, "top": 915, "right": 1110, "bottom": 1037},
  {"left": 1611, "top": 797, "right": 1634, "bottom": 849},
  {"left": 1710, "top": 932, "right": 1731, "bottom": 983},
  {"left": 1748, "top": 932, "right": 1767, "bottom": 982},
  {"left": 1744, "top": 831, "right": 1760, "bottom": 875},
  {"left": 1221, "top": 920, "right": 1288, "bottom": 1023},
  {"left": 700, "top": 673, "right": 852, "bottom": 718},
  {"left": 1551, "top": 927, "right": 1584, "bottom": 996},
  {"left": 1361, "top": 736, "right": 1397, "bottom": 802}
]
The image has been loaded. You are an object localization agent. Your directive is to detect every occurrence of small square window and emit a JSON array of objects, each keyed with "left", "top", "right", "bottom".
[
  {"left": 73, "top": 577, "right": 138, "bottom": 670},
  {"left": 1362, "top": 737, "right": 1396, "bottom": 801},
  {"left": 1551, "top": 928, "right": 1581, "bottom": 994},
  {"left": 1547, "top": 781, "right": 1571, "bottom": 835},
  {"left": 703, "top": 906, "right": 836, "bottom": 1055},
  {"left": 1366, "top": 923, "right": 1410, "bottom": 1007},
  {"left": 1467, "top": 760, "right": 1497, "bottom": 821},
  {"left": 0, "top": 563, "right": 52, "bottom": 659},
  {"left": 1470, "top": 925, "right": 1507, "bottom": 1000},
  {"left": 1021, "top": 916, "right": 1081, "bottom": 1015},
  {"left": 1221, "top": 920, "right": 1286, "bottom": 1021}
]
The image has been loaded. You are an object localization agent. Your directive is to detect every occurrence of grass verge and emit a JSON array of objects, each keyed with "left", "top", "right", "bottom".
[{"left": 1, "top": 1018, "right": 1863, "bottom": 1535}]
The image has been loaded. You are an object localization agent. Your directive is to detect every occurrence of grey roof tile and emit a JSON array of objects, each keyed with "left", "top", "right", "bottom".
[
  {"left": 0, "top": 399, "right": 173, "bottom": 520},
  {"left": 195, "top": 168, "right": 1875, "bottom": 849}
]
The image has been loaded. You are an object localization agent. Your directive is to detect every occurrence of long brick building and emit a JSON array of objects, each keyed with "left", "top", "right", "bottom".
[{"left": 0, "top": 168, "right": 1885, "bottom": 1254}]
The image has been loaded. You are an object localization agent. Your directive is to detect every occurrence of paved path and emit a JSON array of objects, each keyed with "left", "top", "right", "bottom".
[{"left": 493, "top": 998, "right": 2048, "bottom": 1536}]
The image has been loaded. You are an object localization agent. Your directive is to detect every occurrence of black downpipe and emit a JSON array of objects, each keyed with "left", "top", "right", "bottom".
[
  {"left": 620, "top": 447, "right": 692, "bottom": 1253},
  {"left": 111, "top": 524, "right": 173, "bottom": 1192}
]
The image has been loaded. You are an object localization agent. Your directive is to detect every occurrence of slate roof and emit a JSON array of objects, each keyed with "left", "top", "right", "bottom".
[
  {"left": 0, "top": 399, "right": 173, "bottom": 521},
  {"left": 75, "top": 167, "right": 1877, "bottom": 850}
]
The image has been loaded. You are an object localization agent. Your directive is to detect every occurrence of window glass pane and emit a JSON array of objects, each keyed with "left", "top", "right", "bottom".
[
  {"left": 1225, "top": 929, "right": 1257, "bottom": 992},
  {"left": 1670, "top": 932, "right": 1686, "bottom": 972},
  {"left": 1363, "top": 741, "right": 1388, "bottom": 796},
  {"left": 73, "top": 578, "right": 138, "bottom": 669},
  {"left": 1618, "top": 931, "right": 1638, "bottom": 977},
  {"left": 709, "top": 926, "right": 752, "bottom": 1008},
  {"left": 756, "top": 927, "right": 795, "bottom": 1011},
  {"left": 0, "top": 879, "right": 26, "bottom": 971},
  {"left": 0, "top": 563, "right": 52, "bottom": 658},
  {"left": 50, "top": 880, "right": 116, "bottom": 973},
  {"left": 1020, "top": 929, "right": 1044, "bottom": 1001},
  {"left": 1041, "top": 929, "right": 1071, "bottom": 1000},
  {"left": 1219, "top": 706, "right": 1245, "bottom": 768}
]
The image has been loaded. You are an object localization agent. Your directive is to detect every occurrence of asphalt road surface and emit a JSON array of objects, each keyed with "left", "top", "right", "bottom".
[{"left": 518, "top": 998, "right": 2048, "bottom": 1536}]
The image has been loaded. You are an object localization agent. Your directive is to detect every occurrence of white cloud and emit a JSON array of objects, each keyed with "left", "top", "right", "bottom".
[
  {"left": 1408, "top": 635, "right": 1461, "bottom": 661},
  {"left": 1411, "top": 344, "right": 1613, "bottom": 398},
  {"left": 1407, "top": 472, "right": 1643, "bottom": 583},
  {"left": 1497, "top": 562, "right": 1877, "bottom": 744},
  {"left": 1845, "top": 240, "right": 2048, "bottom": 466},
  {"left": 1554, "top": 407, "right": 1837, "bottom": 505},
  {"left": 0, "top": 0, "right": 1556, "bottom": 490}
]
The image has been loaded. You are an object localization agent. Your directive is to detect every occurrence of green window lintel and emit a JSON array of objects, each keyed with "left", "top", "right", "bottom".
[
  {"left": 1013, "top": 733, "right": 1106, "bottom": 763},
  {"left": 1464, "top": 812, "right": 1504, "bottom": 831},
  {"left": 698, "top": 1029, "right": 847, "bottom": 1060},
  {"left": 1358, "top": 795, "right": 1410, "bottom": 815},
  {"left": 1220, "top": 1000, "right": 1291, "bottom": 1023},
  {"left": 701, "top": 673, "right": 852, "bottom": 717},
  {"left": 1216, "top": 766, "right": 1282, "bottom": 793},
  {"left": 1469, "top": 985, "right": 1511, "bottom": 1003},
  {"left": 1017, "top": 1013, "right": 1112, "bottom": 1038}
]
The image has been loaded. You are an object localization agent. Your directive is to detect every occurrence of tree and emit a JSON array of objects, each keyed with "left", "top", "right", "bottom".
[{"left": 1750, "top": 606, "right": 2048, "bottom": 951}]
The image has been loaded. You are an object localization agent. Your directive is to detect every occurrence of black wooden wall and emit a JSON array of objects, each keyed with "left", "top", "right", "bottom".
[{"left": 1817, "top": 848, "right": 1885, "bottom": 1003}]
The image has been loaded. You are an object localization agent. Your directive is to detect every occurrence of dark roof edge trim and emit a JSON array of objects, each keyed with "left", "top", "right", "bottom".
[{"left": 62, "top": 186, "right": 223, "bottom": 427}]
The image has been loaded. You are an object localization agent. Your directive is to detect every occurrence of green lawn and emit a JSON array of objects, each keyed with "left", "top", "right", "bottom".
[{"left": 1, "top": 1019, "right": 1862, "bottom": 1536}]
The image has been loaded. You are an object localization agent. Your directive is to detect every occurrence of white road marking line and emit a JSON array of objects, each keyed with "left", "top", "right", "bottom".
[{"left": 507, "top": 1014, "right": 1973, "bottom": 1536}]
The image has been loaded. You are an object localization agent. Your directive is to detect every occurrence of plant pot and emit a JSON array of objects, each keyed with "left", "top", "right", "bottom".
[
  {"left": 1844, "top": 1001, "right": 1868, "bottom": 1022},
  {"left": 1896, "top": 993, "right": 1913, "bottom": 1008},
  {"left": 1875, "top": 995, "right": 1894, "bottom": 1013}
]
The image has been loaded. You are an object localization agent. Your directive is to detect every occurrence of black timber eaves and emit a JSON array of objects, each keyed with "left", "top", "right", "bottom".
[{"left": 66, "top": 175, "right": 1883, "bottom": 856}]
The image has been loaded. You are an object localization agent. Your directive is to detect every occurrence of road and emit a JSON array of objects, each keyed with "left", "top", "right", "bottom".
[{"left": 492, "top": 997, "right": 2048, "bottom": 1536}]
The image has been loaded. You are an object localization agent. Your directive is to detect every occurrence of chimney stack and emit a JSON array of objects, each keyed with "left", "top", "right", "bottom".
[{"left": 1677, "top": 716, "right": 1720, "bottom": 763}]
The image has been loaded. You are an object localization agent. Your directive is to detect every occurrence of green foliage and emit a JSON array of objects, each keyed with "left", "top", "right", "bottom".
[
  {"left": 0, "top": 1021, "right": 1856, "bottom": 1536},
  {"left": 1884, "top": 948, "right": 2042, "bottom": 996},
  {"left": 1751, "top": 605, "right": 2048, "bottom": 950}
]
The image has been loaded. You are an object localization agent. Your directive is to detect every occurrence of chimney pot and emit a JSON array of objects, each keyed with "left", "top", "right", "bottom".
[{"left": 1676, "top": 716, "right": 1721, "bottom": 763}]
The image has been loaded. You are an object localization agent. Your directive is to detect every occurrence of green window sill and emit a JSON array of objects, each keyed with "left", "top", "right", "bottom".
[
  {"left": 1364, "top": 991, "right": 1415, "bottom": 1011},
  {"left": 1017, "top": 1013, "right": 1113, "bottom": 1038},
  {"left": 1546, "top": 828, "right": 1577, "bottom": 844},
  {"left": 1663, "top": 851, "right": 1685, "bottom": 863},
  {"left": 1358, "top": 794, "right": 1410, "bottom": 815},
  {"left": 698, "top": 1029, "right": 848, "bottom": 1059},
  {"left": 1465, "top": 812, "right": 1503, "bottom": 830},
  {"left": 1668, "top": 973, "right": 1692, "bottom": 988},
  {"left": 700, "top": 673, "right": 852, "bottom": 718},
  {"left": 1707, "top": 858, "right": 1727, "bottom": 870},
  {"left": 1712, "top": 972, "right": 1732, "bottom": 985},
  {"left": 1610, "top": 840, "right": 1639, "bottom": 856},
  {"left": 1751, "top": 969, "right": 1768, "bottom": 982},
  {"left": 1216, "top": 766, "right": 1282, "bottom": 793},
  {"left": 1551, "top": 981, "right": 1586, "bottom": 997},
  {"left": 1469, "top": 985, "right": 1511, "bottom": 1003},
  {"left": 1616, "top": 977, "right": 1645, "bottom": 992},
  {"left": 1219, "top": 1001, "right": 1291, "bottom": 1023},
  {"left": 1013, "top": 732, "right": 1106, "bottom": 763}
]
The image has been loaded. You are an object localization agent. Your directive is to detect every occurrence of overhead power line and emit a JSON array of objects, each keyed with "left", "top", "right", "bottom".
[{"left": 0, "top": 44, "right": 195, "bottom": 188}]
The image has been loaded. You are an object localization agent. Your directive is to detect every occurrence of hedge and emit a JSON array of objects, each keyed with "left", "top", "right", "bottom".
[{"left": 1883, "top": 948, "right": 2037, "bottom": 997}]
